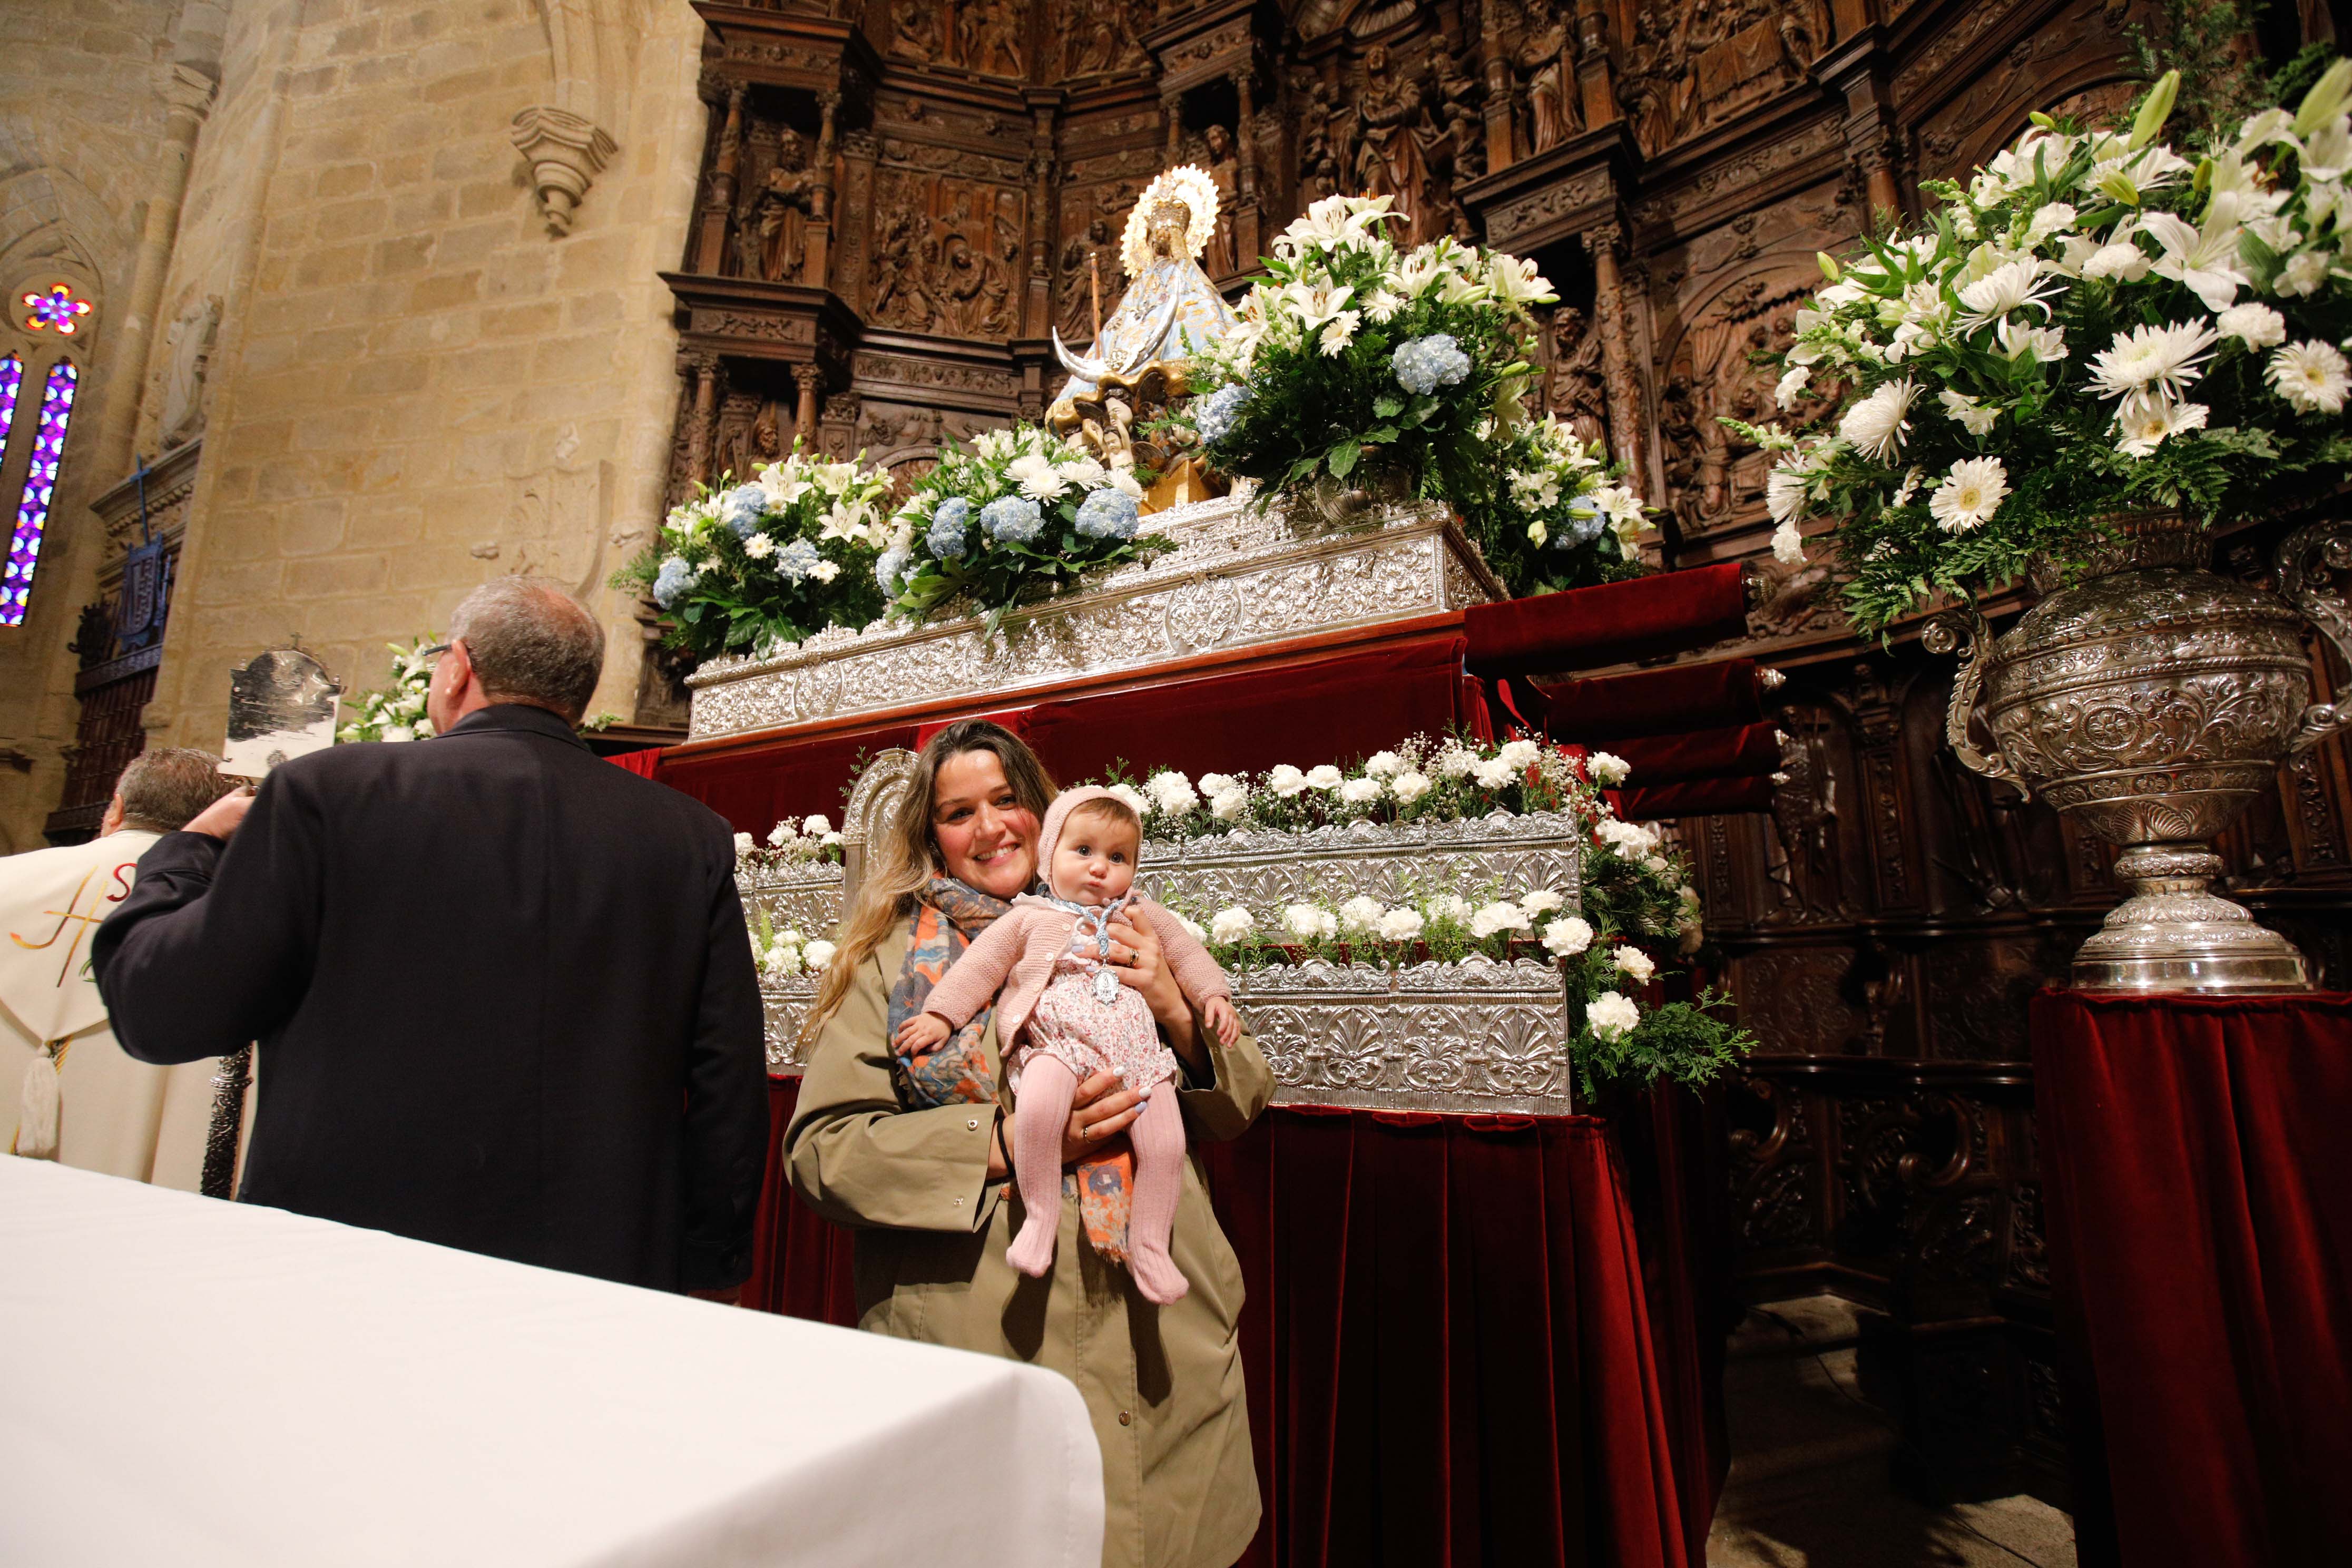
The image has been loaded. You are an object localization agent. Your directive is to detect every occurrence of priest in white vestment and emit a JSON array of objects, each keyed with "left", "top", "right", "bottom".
[{"left": 2, "top": 749, "right": 237, "bottom": 1188}]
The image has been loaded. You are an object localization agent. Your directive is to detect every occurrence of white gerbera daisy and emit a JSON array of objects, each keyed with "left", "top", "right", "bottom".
[
  {"left": 2268, "top": 339, "right": 2351, "bottom": 413},
  {"left": 1929, "top": 456, "right": 2008, "bottom": 534},
  {"left": 2085, "top": 320, "right": 2219, "bottom": 401},
  {"left": 2114, "top": 391, "right": 2209, "bottom": 457}
]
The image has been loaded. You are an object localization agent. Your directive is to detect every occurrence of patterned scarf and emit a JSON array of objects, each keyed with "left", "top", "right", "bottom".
[{"left": 891, "top": 877, "right": 1133, "bottom": 1264}]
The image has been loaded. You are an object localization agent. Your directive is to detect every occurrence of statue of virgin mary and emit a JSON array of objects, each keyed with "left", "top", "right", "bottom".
[{"left": 1048, "top": 165, "right": 1236, "bottom": 504}]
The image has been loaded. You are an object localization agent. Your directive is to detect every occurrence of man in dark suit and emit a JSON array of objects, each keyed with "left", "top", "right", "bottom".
[{"left": 94, "top": 578, "right": 768, "bottom": 1295}]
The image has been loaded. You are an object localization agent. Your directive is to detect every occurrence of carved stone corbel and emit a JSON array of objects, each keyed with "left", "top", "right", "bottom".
[{"left": 511, "top": 106, "right": 619, "bottom": 237}]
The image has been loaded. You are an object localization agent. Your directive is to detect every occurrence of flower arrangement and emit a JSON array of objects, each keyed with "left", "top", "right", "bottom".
[
  {"left": 1483, "top": 414, "right": 1652, "bottom": 594},
  {"left": 880, "top": 424, "right": 1172, "bottom": 628},
  {"left": 733, "top": 812, "right": 845, "bottom": 873},
  {"left": 336, "top": 636, "right": 439, "bottom": 743},
  {"left": 749, "top": 908, "right": 837, "bottom": 982},
  {"left": 1753, "top": 60, "right": 2352, "bottom": 633},
  {"left": 620, "top": 447, "right": 896, "bottom": 660},
  {"left": 1177, "top": 195, "right": 1650, "bottom": 594}
]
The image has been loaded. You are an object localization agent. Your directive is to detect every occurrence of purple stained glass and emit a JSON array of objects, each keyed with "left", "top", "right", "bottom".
[{"left": 3, "top": 359, "right": 76, "bottom": 628}]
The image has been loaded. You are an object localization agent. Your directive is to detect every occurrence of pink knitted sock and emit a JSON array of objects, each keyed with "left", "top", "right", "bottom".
[
  {"left": 1125, "top": 1079, "right": 1190, "bottom": 1305},
  {"left": 1007, "top": 1056, "right": 1077, "bottom": 1278}
]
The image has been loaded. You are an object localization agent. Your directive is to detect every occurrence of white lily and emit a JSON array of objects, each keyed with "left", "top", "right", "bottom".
[{"left": 2141, "top": 198, "right": 2253, "bottom": 311}]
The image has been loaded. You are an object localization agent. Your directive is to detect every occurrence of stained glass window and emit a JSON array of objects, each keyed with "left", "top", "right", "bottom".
[
  {"left": 21, "top": 283, "right": 91, "bottom": 335},
  {"left": 3, "top": 358, "right": 76, "bottom": 627}
]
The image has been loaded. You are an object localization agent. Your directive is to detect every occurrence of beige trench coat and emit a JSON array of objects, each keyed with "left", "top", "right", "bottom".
[{"left": 786, "top": 922, "right": 1271, "bottom": 1568}]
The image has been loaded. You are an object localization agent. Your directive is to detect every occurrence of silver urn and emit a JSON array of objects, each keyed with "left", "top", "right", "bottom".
[{"left": 1926, "top": 511, "right": 2352, "bottom": 993}]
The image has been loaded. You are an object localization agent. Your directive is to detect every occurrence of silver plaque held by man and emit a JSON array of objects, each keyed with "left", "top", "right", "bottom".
[{"left": 223, "top": 647, "right": 342, "bottom": 778}]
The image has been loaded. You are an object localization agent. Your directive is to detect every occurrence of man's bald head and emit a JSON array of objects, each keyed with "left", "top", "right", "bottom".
[{"left": 446, "top": 577, "right": 605, "bottom": 724}]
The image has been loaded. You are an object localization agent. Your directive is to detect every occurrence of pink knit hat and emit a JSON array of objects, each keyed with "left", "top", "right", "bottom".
[{"left": 1034, "top": 785, "right": 1134, "bottom": 878}]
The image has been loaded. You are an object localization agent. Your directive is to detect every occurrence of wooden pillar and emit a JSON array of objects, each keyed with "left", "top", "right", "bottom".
[
  {"left": 1164, "top": 89, "right": 1184, "bottom": 160},
  {"left": 1231, "top": 68, "right": 1261, "bottom": 266},
  {"left": 794, "top": 364, "right": 821, "bottom": 446},
  {"left": 1583, "top": 222, "right": 1644, "bottom": 484},
  {"left": 684, "top": 351, "right": 721, "bottom": 486},
  {"left": 806, "top": 91, "right": 840, "bottom": 289},
  {"left": 695, "top": 83, "right": 747, "bottom": 276},
  {"left": 1481, "top": 0, "right": 1515, "bottom": 171}
]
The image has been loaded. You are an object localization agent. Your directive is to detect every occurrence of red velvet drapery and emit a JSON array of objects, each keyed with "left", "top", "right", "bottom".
[
  {"left": 743, "top": 1078, "right": 1713, "bottom": 1568},
  {"left": 659, "top": 632, "right": 1484, "bottom": 834},
  {"left": 2033, "top": 991, "right": 2352, "bottom": 1568}
]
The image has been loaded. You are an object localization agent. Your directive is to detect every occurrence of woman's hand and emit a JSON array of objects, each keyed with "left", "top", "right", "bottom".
[
  {"left": 988, "top": 1072, "right": 1150, "bottom": 1181},
  {"left": 1105, "top": 915, "right": 1205, "bottom": 1070}
]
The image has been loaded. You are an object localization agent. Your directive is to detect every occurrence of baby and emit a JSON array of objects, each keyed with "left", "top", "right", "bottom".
[{"left": 895, "top": 785, "right": 1239, "bottom": 1304}]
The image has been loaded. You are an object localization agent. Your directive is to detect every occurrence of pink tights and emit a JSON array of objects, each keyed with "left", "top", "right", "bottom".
[{"left": 1006, "top": 1056, "right": 1190, "bottom": 1305}]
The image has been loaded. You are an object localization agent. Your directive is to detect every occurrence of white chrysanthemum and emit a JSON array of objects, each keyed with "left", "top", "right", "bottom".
[
  {"left": 1955, "top": 260, "right": 2062, "bottom": 336},
  {"left": 2218, "top": 302, "right": 2287, "bottom": 348},
  {"left": 1210, "top": 906, "right": 1256, "bottom": 944},
  {"left": 1587, "top": 751, "right": 1631, "bottom": 787},
  {"left": 1765, "top": 464, "right": 1810, "bottom": 528},
  {"left": 1376, "top": 907, "right": 1426, "bottom": 942},
  {"left": 1282, "top": 903, "right": 1339, "bottom": 940},
  {"left": 1586, "top": 990, "right": 1641, "bottom": 1040},
  {"left": 1338, "top": 776, "right": 1384, "bottom": 805},
  {"left": 2085, "top": 320, "right": 2219, "bottom": 400},
  {"left": 1612, "top": 945, "right": 1657, "bottom": 984},
  {"left": 1939, "top": 389, "right": 1999, "bottom": 435},
  {"left": 1929, "top": 456, "right": 2008, "bottom": 534},
  {"left": 2114, "top": 391, "right": 2209, "bottom": 457},
  {"left": 1470, "top": 900, "right": 1531, "bottom": 938},
  {"left": 1209, "top": 787, "right": 1248, "bottom": 821},
  {"left": 1361, "top": 288, "right": 1405, "bottom": 322},
  {"left": 1008, "top": 452, "right": 1072, "bottom": 501},
  {"left": 1363, "top": 750, "right": 1405, "bottom": 778},
  {"left": 1520, "top": 888, "right": 1565, "bottom": 916},
  {"left": 1542, "top": 916, "right": 1595, "bottom": 957},
  {"left": 1267, "top": 763, "right": 1309, "bottom": 797},
  {"left": 1390, "top": 770, "right": 1433, "bottom": 803},
  {"left": 1836, "top": 379, "right": 1919, "bottom": 462},
  {"left": 2269, "top": 339, "right": 2351, "bottom": 413}
]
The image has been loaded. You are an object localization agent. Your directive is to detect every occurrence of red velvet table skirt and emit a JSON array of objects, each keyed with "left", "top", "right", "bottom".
[
  {"left": 2032, "top": 991, "right": 2352, "bottom": 1568},
  {"left": 745, "top": 1079, "right": 1714, "bottom": 1568}
]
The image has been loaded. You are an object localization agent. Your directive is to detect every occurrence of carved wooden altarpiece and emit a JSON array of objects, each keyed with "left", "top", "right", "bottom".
[{"left": 660, "top": 0, "right": 2352, "bottom": 1504}]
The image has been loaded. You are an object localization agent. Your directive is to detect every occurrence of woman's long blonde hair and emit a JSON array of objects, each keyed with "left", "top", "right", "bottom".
[{"left": 802, "top": 720, "right": 1058, "bottom": 1040}]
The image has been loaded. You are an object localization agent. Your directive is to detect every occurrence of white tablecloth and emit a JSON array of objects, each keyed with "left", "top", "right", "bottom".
[{"left": 0, "top": 1159, "right": 1103, "bottom": 1567}]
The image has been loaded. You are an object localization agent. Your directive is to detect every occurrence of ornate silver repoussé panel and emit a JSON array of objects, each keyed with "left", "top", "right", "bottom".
[
  {"left": 757, "top": 957, "right": 1574, "bottom": 1114},
  {"left": 1138, "top": 810, "right": 1585, "bottom": 914},
  {"left": 737, "top": 860, "right": 845, "bottom": 942},
  {"left": 688, "top": 491, "right": 1502, "bottom": 741}
]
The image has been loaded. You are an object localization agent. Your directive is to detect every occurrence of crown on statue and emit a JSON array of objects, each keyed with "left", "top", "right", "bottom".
[{"left": 1120, "top": 164, "right": 1219, "bottom": 279}]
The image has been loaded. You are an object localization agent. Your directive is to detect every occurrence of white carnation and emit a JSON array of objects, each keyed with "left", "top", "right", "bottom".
[
  {"left": 1268, "top": 764, "right": 1309, "bottom": 797},
  {"left": 1771, "top": 522, "right": 1807, "bottom": 565},
  {"left": 761, "top": 943, "right": 803, "bottom": 978},
  {"left": 1473, "top": 757, "right": 1517, "bottom": 789},
  {"left": 1586, "top": 989, "right": 1641, "bottom": 1041},
  {"left": 1198, "top": 772, "right": 1240, "bottom": 796},
  {"left": 1520, "top": 888, "right": 1565, "bottom": 916},
  {"left": 1305, "top": 764, "right": 1345, "bottom": 790},
  {"left": 1337, "top": 895, "right": 1385, "bottom": 932},
  {"left": 1363, "top": 750, "right": 1405, "bottom": 778},
  {"left": 1172, "top": 913, "right": 1208, "bottom": 944},
  {"left": 1434, "top": 744, "right": 1479, "bottom": 778},
  {"left": 2218, "top": 302, "right": 2287, "bottom": 348},
  {"left": 767, "top": 820, "right": 796, "bottom": 847},
  {"left": 1339, "top": 776, "right": 1384, "bottom": 805},
  {"left": 733, "top": 832, "right": 757, "bottom": 858},
  {"left": 1210, "top": 906, "right": 1256, "bottom": 944},
  {"left": 1612, "top": 945, "right": 1657, "bottom": 984},
  {"left": 1594, "top": 817, "right": 1660, "bottom": 856},
  {"left": 1210, "top": 787, "right": 1249, "bottom": 820},
  {"left": 802, "top": 814, "right": 831, "bottom": 836},
  {"left": 1145, "top": 771, "right": 1200, "bottom": 814},
  {"left": 1470, "top": 900, "right": 1531, "bottom": 938},
  {"left": 1542, "top": 916, "right": 1594, "bottom": 956},
  {"left": 1376, "top": 907, "right": 1426, "bottom": 942},
  {"left": 1427, "top": 893, "right": 1472, "bottom": 924},
  {"left": 1497, "top": 739, "right": 1541, "bottom": 770},
  {"left": 1283, "top": 903, "right": 1339, "bottom": 940},
  {"left": 1390, "top": 770, "right": 1433, "bottom": 803},
  {"left": 801, "top": 939, "right": 837, "bottom": 972},
  {"left": 1587, "top": 752, "right": 1631, "bottom": 787}
]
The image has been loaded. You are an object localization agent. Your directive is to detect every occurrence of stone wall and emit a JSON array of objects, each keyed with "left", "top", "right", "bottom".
[
  {"left": 0, "top": 0, "right": 184, "bottom": 851},
  {"left": 0, "top": 0, "right": 706, "bottom": 850}
]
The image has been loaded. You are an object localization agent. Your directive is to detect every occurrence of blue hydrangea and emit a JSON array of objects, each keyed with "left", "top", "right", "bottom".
[
  {"left": 1563, "top": 496, "right": 1605, "bottom": 546},
  {"left": 1391, "top": 334, "right": 1472, "bottom": 396},
  {"left": 981, "top": 495, "right": 1044, "bottom": 544},
  {"left": 775, "top": 539, "right": 824, "bottom": 582},
  {"left": 1074, "top": 487, "right": 1141, "bottom": 541},
  {"left": 720, "top": 484, "right": 768, "bottom": 539},
  {"left": 875, "top": 545, "right": 910, "bottom": 593},
  {"left": 652, "top": 556, "right": 697, "bottom": 608},
  {"left": 927, "top": 496, "right": 971, "bottom": 559},
  {"left": 1194, "top": 383, "right": 1252, "bottom": 446}
]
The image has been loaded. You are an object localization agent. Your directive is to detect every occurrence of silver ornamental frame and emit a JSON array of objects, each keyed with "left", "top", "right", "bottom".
[
  {"left": 752, "top": 752, "right": 1583, "bottom": 1113},
  {"left": 686, "top": 488, "right": 1502, "bottom": 742}
]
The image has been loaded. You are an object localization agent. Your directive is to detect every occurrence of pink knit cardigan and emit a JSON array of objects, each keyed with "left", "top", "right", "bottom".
[{"left": 920, "top": 896, "right": 1231, "bottom": 1051}]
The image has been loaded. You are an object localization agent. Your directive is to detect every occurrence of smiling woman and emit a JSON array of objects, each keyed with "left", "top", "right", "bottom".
[{"left": 786, "top": 719, "right": 1273, "bottom": 1568}]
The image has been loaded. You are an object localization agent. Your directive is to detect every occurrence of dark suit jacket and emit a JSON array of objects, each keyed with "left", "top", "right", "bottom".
[{"left": 93, "top": 703, "right": 768, "bottom": 1291}]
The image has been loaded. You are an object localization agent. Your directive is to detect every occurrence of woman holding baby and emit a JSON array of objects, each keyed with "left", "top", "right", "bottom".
[{"left": 786, "top": 720, "right": 1270, "bottom": 1568}]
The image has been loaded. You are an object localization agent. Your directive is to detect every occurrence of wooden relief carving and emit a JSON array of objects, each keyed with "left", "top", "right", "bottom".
[{"left": 1616, "top": 0, "right": 1831, "bottom": 155}]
